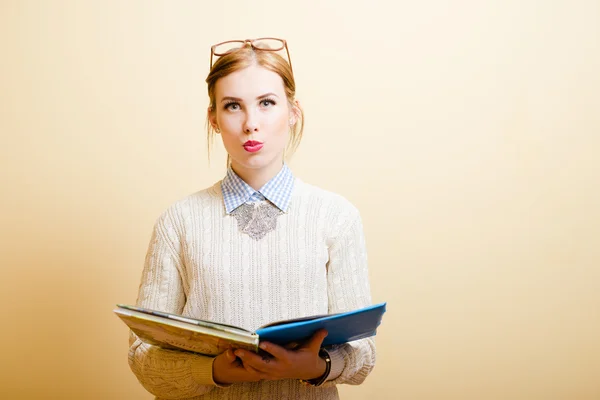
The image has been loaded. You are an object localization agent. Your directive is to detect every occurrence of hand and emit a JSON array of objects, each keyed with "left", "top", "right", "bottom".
[
  {"left": 233, "top": 329, "right": 329, "bottom": 381},
  {"left": 212, "top": 348, "right": 266, "bottom": 385}
]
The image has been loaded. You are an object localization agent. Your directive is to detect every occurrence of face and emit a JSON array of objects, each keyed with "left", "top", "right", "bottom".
[{"left": 209, "top": 64, "right": 296, "bottom": 177}]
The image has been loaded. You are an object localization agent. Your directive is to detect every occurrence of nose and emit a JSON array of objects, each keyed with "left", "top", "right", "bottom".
[{"left": 243, "top": 110, "right": 259, "bottom": 134}]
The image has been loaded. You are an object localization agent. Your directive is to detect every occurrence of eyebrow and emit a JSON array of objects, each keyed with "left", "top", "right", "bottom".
[{"left": 220, "top": 93, "right": 279, "bottom": 103}]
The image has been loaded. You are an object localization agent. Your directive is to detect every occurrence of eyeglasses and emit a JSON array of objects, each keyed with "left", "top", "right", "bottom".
[{"left": 210, "top": 38, "right": 293, "bottom": 75}]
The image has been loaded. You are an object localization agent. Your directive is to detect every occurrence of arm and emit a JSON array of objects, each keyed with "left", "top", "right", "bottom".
[
  {"left": 323, "top": 207, "right": 377, "bottom": 386},
  {"left": 127, "top": 212, "right": 219, "bottom": 399}
]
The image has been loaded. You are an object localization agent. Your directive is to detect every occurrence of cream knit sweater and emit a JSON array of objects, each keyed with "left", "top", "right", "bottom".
[{"left": 128, "top": 179, "right": 376, "bottom": 400}]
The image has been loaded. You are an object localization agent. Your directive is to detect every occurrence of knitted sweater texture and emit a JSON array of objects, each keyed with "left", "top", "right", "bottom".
[{"left": 128, "top": 179, "right": 376, "bottom": 400}]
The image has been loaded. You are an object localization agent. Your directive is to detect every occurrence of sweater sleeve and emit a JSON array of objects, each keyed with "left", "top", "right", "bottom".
[
  {"left": 127, "top": 212, "right": 219, "bottom": 399},
  {"left": 322, "top": 208, "right": 377, "bottom": 386}
]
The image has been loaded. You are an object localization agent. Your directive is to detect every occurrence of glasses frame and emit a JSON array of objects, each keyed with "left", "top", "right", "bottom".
[{"left": 210, "top": 37, "right": 293, "bottom": 75}]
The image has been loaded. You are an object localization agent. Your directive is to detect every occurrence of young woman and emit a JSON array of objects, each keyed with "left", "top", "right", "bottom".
[{"left": 128, "top": 38, "right": 376, "bottom": 399}]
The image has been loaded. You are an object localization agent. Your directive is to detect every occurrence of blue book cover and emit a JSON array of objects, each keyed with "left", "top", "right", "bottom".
[{"left": 256, "top": 303, "right": 387, "bottom": 348}]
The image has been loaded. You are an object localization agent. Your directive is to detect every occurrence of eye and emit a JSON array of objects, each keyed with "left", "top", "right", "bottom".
[
  {"left": 224, "top": 102, "right": 240, "bottom": 111},
  {"left": 260, "top": 98, "right": 276, "bottom": 107}
]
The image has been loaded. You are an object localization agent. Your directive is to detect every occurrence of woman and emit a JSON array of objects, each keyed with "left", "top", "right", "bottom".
[{"left": 128, "top": 38, "right": 376, "bottom": 399}]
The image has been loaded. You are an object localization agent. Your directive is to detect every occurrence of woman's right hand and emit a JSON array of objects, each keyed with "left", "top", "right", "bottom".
[{"left": 212, "top": 348, "right": 267, "bottom": 385}]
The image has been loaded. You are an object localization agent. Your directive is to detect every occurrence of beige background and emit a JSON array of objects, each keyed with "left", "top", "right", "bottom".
[{"left": 1, "top": 1, "right": 599, "bottom": 399}]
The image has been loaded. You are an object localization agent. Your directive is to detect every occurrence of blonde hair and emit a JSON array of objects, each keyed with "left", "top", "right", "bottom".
[{"left": 205, "top": 46, "right": 304, "bottom": 165}]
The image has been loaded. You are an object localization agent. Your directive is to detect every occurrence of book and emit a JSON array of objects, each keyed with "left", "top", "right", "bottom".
[{"left": 114, "top": 302, "right": 386, "bottom": 356}]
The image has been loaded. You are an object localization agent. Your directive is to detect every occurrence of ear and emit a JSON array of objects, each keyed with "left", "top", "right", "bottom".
[
  {"left": 289, "top": 100, "right": 301, "bottom": 126},
  {"left": 207, "top": 106, "right": 220, "bottom": 133}
]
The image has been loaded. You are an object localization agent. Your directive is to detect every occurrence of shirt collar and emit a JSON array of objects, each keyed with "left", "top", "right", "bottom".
[{"left": 221, "top": 163, "right": 295, "bottom": 214}]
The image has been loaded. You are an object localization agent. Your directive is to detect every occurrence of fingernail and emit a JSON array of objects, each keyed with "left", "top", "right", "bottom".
[
  {"left": 259, "top": 343, "right": 267, "bottom": 350},
  {"left": 236, "top": 351, "right": 244, "bottom": 358}
]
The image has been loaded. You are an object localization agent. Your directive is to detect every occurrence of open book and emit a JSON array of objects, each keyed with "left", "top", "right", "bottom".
[{"left": 114, "top": 302, "right": 386, "bottom": 356}]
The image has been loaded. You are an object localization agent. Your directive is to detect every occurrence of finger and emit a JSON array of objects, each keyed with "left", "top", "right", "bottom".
[
  {"left": 225, "top": 348, "right": 237, "bottom": 363},
  {"left": 242, "top": 362, "right": 266, "bottom": 380},
  {"left": 243, "top": 362, "right": 260, "bottom": 374},
  {"left": 217, "top": 348, "right": 236, "bottom": 365},
  {"left": 259, "top": 341, "right": 290, "bottom": 360},
  {"left": 243, "top": 358, "right": 279, "bottom": 381},
  {"left": 235, "top": 349, "right": 274, "bottom": 372},
  {"left": 284, "top": 341, "right": 300, "bottom": 350},
  {"left": 302, "top": 329, "right": 328, "bottom": 353}
]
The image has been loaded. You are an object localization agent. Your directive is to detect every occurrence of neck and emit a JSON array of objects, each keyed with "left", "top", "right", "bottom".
[{"left": 231, "top": 159, "right": 284, "bottom": 191}]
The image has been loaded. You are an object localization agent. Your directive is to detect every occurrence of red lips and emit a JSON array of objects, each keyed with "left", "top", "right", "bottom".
[{"left": 243, "top": 140, "right": 264, "bottom": 153}]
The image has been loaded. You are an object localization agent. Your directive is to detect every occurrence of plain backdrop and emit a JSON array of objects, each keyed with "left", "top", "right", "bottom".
[{"left": 1, "top": 1, "right": 599, "bottom": 399}]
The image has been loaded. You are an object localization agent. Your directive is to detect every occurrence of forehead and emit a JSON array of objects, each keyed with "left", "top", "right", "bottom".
[{"left": 215, "top": 65, "right": 286, "bottom": 99}]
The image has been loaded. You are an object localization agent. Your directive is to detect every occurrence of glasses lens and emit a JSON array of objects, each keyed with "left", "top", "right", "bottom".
[
  {"left": 213, "top": 41, "right": 245, "bottom": 55},
  {"left": 252, "top": 38, "right": 284, "bottom": 51}
]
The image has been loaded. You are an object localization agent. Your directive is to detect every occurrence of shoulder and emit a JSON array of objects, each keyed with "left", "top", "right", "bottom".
[
  {"left": 153, "top": 182, "right": 223, "bottom": 231},
  {"left": 292, "top": 179, "right": 362, "bottom": 230},
  {"left": 294, "top": 179, "right": 358, "bottom": 210}
]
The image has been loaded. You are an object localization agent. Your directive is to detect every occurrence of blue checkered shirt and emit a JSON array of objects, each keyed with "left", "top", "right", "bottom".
[{"left": 220, "top": 164, "right": 295, "bottom": 214}]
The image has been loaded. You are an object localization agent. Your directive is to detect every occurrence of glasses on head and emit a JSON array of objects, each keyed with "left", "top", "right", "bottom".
[{"left": 210, "top": 37, "right": 293, "bottom": 75}]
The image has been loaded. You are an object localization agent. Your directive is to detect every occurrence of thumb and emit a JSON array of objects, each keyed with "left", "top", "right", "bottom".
[
  {"left": 225, "top": 348, "right": 237, "bottom": 363},
  {"left": 304, "top": 329, "right": 328, "bottom": 353}
]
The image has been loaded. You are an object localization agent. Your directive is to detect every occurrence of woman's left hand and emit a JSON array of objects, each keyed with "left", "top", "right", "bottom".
[{"left": 233, "top": 329, "right": 329, "bottom": 381}]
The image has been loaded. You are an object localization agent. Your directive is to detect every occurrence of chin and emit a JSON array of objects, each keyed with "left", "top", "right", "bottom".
[{"left": 233, "top": 153, "right": 280, "bottom": 170}]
